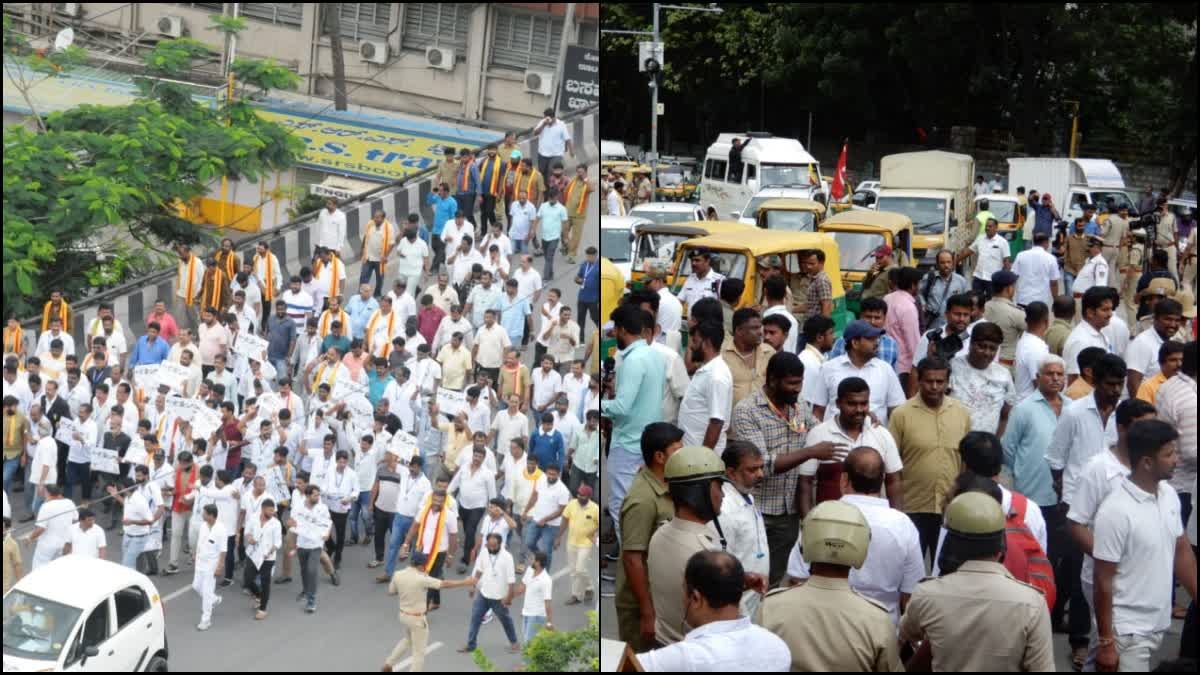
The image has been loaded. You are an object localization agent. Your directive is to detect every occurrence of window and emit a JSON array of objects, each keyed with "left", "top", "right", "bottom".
[
  {"left": 68, "top": 601, "right": 111, "bottom": 666},
  {"left": 337, "top": 3, "right": 392, "bottom": 41},
  {"left": 704, "top": 159, "right": 728, "bottom": 181},
  {"left": 491, "top": 8, "right": 563, "bottom": 71},
  {"left": 745, "top": 164, "right": 756, "bottom": 183},
  {"left": 114, "top": 586, "right": 150, "bottom": 630},
  {"left": 402, "top": 3, "right": 471, "bottom": 53},
  {"left": 241, "top": 3, "right": 303, "bottom": 27},
  {"left": 577, "top": 22, "right": 599, "bottom": 48}
]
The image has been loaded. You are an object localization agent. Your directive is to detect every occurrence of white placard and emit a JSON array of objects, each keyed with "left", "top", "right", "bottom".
[
  {"left": 133, "top": 364, "right": 160, "bottom": 386},
  {"left": 158, "top": 361, "right": 190, "bottom": 388},
  {"left": 90, "top": 447, "right": 120, "bottom": 474},
  {"left": 54, "top": 417, "right": 78, "bottom": 444},
  {"left": 233, "top": 333, "right": 269, "bottom": 361},
  {"left": 191, "top": 406, "right": 223, "bottom": 440},
  {"left": 388, "top": 430, "right": 419, "bottom": 461},
  {"left": 436, "top": 389, "right": 466, "bottom": 419},
  {"left": 165, "top": 395, "right": 198, "bottom": 421},
  {"left": 256, "top": 392, "right": 283, "bottom": 419},
  {"left": 344, "top": 393, "right": 374, "bottom": 432}
]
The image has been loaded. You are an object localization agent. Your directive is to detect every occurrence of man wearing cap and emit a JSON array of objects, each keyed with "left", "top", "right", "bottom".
[
  {"left": 956, "top": 218, "right": 1011, "bottom": 301},
  {"left": 1073, "top": 237, "right": 1110, "bottom": 316},
  {"left": 1133, "top": 280, "right": 1187, "bottom": 338},
  {"left": 983, "top": 270, "right": 1026, "bottom": 372},
  {"left": 758, "top": 500, "right": 903, "bottom": 671},
  {"left": 1135, "top": 249, "right": 1178, "bottom": 320},
  {"left": 899, "top": 492, "right": 1054, "bottom": 671},
  {"left": 645, "top": 263, "right": 683, "bottom": 352},
  {"left": 806, "top": 320, "right": 907, "bottom": 427},
  {"left": 677, "top": 248, "right": 725, "bottom": 310},
  {"left": 1103, "top": 203, "right": 1132, "bottom": 285},
  {"left": 860, "top": 245, "right": 897, "bottom": 302}
]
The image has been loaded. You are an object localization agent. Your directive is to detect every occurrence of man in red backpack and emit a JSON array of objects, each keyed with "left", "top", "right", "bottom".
[{"left": 932, "top": 433, "right": 1049, "bottom": 579}]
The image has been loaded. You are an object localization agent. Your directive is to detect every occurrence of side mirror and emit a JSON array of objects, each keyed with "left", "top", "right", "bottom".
[
  {"left": 730, "top": 211, "right": 741, "bottom": 220},
  {"left": 628, "top": 233, "right": 635, "bottom": 242}
]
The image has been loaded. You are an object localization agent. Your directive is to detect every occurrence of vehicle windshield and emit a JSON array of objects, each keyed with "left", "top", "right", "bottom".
[
  {"left": 632, "top": 233, "right": 690, "bottom": 272},
  {"left": 763, "top": 209, "right": 817, "bottom": 232},
  {"left": 656, "top": 169, "right": 686, "bottom": 186},
  {"left": 629, "top": 209, "right": 696, "bottom": 226},
  {"left": 877, "top": 196, "right": 946, "bottom": 235},
  {"left": 3, "top": 591, "right": 82, "bottom": 662},
  {"left": 852, "top": 190, "right": 876, "bottom": 207},
  {"left": 760, "top": 164, "right": 820, "bottom": 189},
  {"left": 601, "top": 228, "right": 633, "bottom": 264},
  {"left": 829, "top": 232, "right": 888, "bottom": 271},
  {"left": 670, "top": 250, "right": 749, "bottom": 297},
  {"left": 1090, "top": 191, "right": 1138, "bottom": 215},
  {"left": 986, "top": 201, "right": 1019, "bottom": 223},
  {"left": 739, "top": 196, "right": 774, "bottom": 220}
]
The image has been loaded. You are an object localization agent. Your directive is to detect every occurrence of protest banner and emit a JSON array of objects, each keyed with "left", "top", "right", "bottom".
[
  {"left": 233, "top": 333, "right": 269, "bottom": 361},
  {"left": 436, "top": 388, "right": 466, "bottom": 419}
]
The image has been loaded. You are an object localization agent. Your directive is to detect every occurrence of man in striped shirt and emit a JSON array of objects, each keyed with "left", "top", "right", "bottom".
[{"left": 280, "top": 276, "right": 315, "bottom": 329}]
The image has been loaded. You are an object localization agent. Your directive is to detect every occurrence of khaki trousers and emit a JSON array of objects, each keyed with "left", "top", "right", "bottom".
[
  {"left": 565, "top": 215, "right": 586, "bottom": 258},
  {"left": 384, "top": 612, "right": 430, "bottom": 671},
  {"left": 567, "top": 544, "right": 594, "bottom": 599}
]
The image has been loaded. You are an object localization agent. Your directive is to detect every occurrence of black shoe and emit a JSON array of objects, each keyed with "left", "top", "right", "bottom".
[
  {"left": 220, "top": 578, "right": 233, "bottom": 587},
  {"left": 330, "top": 571, "right": 340, "bottom": 586},
  {"left": 275, "top": 576, "right": 292, "bottom": 585}
]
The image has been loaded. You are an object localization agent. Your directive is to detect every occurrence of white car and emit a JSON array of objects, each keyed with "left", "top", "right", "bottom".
[
  {"left": 856, "top": 180, "right": 881, "bottom": 192},
  {"left": 629, "top": 202, "right": 707, "bottom": 226},
  {"left": 601, "top": 215, "right": 652, "bottom": 280},
  {"left": 3, "top": 556, "right": 169, "bottom": 672},
  {"left": 735, "top": 187, "right": 823, "bottom": 225}
]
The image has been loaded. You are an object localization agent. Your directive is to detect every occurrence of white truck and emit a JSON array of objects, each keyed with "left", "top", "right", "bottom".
[
  {"left": 876, "top": 150, "right": 975, "bottom": 266},
  {"left": 1006, "top": 158, "right": 1143, "bottom": 222}
]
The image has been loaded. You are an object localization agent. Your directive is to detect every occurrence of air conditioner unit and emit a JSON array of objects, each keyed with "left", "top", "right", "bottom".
[
  {"left": 55, "top": 3, "right": 81, "bottom": 18},
  {"left": 424, "top": 47, "right": 455, "bottom": 71},
  {"left": 523, "top": 69, "right": 554, "bottom": 96},
  {"left": 156, "top": 15, "right": 184, "bottom": 38},
  {"left": 359, "top": 40, "right": 388, "bottom": 64}
]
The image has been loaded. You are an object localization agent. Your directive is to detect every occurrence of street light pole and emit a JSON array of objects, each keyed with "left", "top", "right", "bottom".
[{"left": 651, "top": 3, "right": 660, "bottom": 186}]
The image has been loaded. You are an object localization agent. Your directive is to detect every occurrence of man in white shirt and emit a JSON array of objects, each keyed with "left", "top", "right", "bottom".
[
  {"left": 448, "top": 445, "right": 498, "bottom": 574},
  {"left": 1072, "top": 236, "right": 1109, "bottom": 300},
  {"left": 1013, "top": 302, "right": 1052, "bottom": 402},
  {"left": 378, "top": 457, "right": 433, "bottom": 582},
  {"left": 645, "top": 269, "right": 683, "bottom": 352},
  {"left": 804, "top": 320, "right": 907, "bottom": 426},
  {"left": 192, "top": 503, "right": 227, "bottom": 630},
  {"left": 1091, "top": 420, "right": 1196, "bottom": 672},
  {"left": 1011, "top": 232, "right": 1061, "bottom": 308},
  {"left": 1063, "top": 287, "right": 1118, "bottom": 382},
  {"left": 677, "top": 321, "right": 732, "bottom": 452},
  {"left": 393, "top": 222, "right": 430, "bottom": 299},
  {"left": 714, "top": 441, "right": 771, "bottom": 619},
  {"left": 281, "top": 277, "right": 316, "bottom": 330},
  {"left": 798, "top": 378, "right": 904, "bottom": 514},
  {"left": 462, "top": 532, "right": 520, "bottom": 653},
  {"left": 677, "top": 248, "right": 726, "bottom": 309},
  {"left": 761, "top": 277, "right": 799, "bottom": 353},
  {"left": 543, "top": 307, "right": 581, "bottom": 368},
  {"left": 64, "top": 403, "right": 98, "bottom": 503},
  {"left": 515, "top": 548, "right": 555, "bottom": 642},
  {"left": 473, "top": 310, "right": 511, "bottom": 384},
  {"left": 521, "top": 464, "right": 570, "bottom": 570},
  {"left": 243, "top": 497, "right": 282, "bottom": 619},
  {"left": 787, "top": 447, "right": 923, "bottom": 627},
  {"left": 313, "top": 198, "right": 347, "bottom": 260},
  {"left": 35, "top": 317, "right": 76, "bottom": 360},
  {"left": 29, "top": 434, "right": 59, "bottom": 515},
  {"left": 643, "top": 551, "right": 792, "bottom": 672},
  {"left": 433, "top": 305, "right": 475, "bottom": 354},
  {"left": 1123, "top": 298, "right": 1184, "bottom": 398},
  {"left": 956, "top": 218, "right": 1011, "bottom": 299},
  {"left": 399, "top": 488, "right": 460, "bottom": 611},
  {"left": 533, "top": 107, "right": 572, "bottom": 178},
  {"left": 63, "top": 508, "right": 107, "bottom": 559},
  {"left": 488, "top": 394, "right": 528, "bottom": 458},
  {"left": 530, "top": 355, "right": 563, "bottom": 420},
  {"left": 448, "top": 236, "right": 486, "bottom": 288},
  {"left": 510, "top": 256, "right": 544, "bottom": 339},
  {"left": 509, "top": 192, "right": 538, "bottom": 253},
  {"left": 28, "top": 484, "right": 77, "bottom": 569},
  {"left": 289, "top": 483, "right": 332, "bottom": 613}
]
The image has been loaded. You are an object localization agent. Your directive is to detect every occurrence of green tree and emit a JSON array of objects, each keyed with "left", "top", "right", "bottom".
[
  {"left": 2, "top": 15, "right": 305, "bottom": 318},
  {"left": 473, "top": 611, "right": 599, "bottom": 672}
]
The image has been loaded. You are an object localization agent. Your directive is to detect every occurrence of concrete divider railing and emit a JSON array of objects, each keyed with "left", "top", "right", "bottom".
[{"left": 21, "top": 105, "right": 598, "bottom": 352}]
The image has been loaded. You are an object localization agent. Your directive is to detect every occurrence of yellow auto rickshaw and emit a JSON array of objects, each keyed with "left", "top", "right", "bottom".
[
  {"left": 653, "top": 164, "right": 700, "bottom": 202},
  {"left": 628, "top": 220, "right": 756, "bottom": 289},
  {"left": 818, "top": 210, "right": 914, "bottom": 316},
  {"left": 602, "top": 160, "right": 654, "bottom": 186},
  {"left": 670, "top": 231, "right": 850, "bottom": 335},
  {"left": 754, "top": 198, "right": 828, "bottom": 232},
  {"left": 598, "top": 257, "right": 627, "bottom": 367}
]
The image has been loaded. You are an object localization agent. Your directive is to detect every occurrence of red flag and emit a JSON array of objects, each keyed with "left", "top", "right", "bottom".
[{"left": 831, "top": 141, "right": 849, "bottom": 202}]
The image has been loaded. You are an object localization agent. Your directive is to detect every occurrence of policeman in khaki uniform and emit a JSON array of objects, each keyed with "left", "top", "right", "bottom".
[
  {"left": 899, "top": 492, "right": 1054, "bottom": 672},
  {"left": 381, "top": 550, "right": 476, "bottom": 672},
  {"left": 647, "top": 446, "right": 730, "bottom": 647},
  {"left": 757, "top": 500, "right": 902, "bottom": 672}
]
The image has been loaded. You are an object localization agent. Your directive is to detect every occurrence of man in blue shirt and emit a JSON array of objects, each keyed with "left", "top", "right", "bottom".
[
  {"left": 367, "top": 357, "right": 393, "bottom": 407},
  {"left": 345, "top": 283, "right": 379, "bottom": 341},
  {"left": 1030, "top": 192, "right": 1061, "bottom": 242},
  {"left": 1082, "top": 203, "right": 1101, "bottom": 236},
  {"left": 575, "top": 247, "right": 601, "bottom": 340},
  {"left": 600, "top": 304, "right": 666, "bottom": 546},
  {"left": 534, "top": 190, "right": 569, "bottom": 279},
  {"left": 494, "top": 279, "right": 531, "bottom": 347},
  {"left": 426, "top": 183, "right": 458, "bottom": 271},
  {"left": 453, "top": 149, "right": 480, "bottom": 233},
  {"left": 528, "top": 413, "right": 565, "bottom": 469},
  {"left": 127, "top": 321, "right": 170, "bottom": 367},
  {"left": 263, "top": 299, "right": 297, "bottom": 379}
]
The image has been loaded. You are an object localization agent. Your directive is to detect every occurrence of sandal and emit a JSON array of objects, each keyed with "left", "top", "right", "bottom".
[{"left": 1071, "top": 646, "right": 1087, "bottom": 672}]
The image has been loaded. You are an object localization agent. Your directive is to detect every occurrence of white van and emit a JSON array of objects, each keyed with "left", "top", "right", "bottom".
[
  {"left": 601, "top": 215, "right": 652, "bottom": 280},
  {"left": 701, "top": 133, "right": 826, "bottom": 227},
  {"left": 3, "top": 556, "right": 169, "bottom": 672}
]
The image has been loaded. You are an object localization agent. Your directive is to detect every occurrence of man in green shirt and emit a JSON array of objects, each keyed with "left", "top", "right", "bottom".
[
  {"left": 320, "top": 320, "right": 351, "bottom": 356},
  {"left": 612, "top": 422, "right": 681, "bottom": 653}
]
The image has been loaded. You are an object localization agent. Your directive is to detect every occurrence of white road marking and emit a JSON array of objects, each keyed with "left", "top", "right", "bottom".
[{"left": 393, "top": 641, "right": 443, "bottom": 670}]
